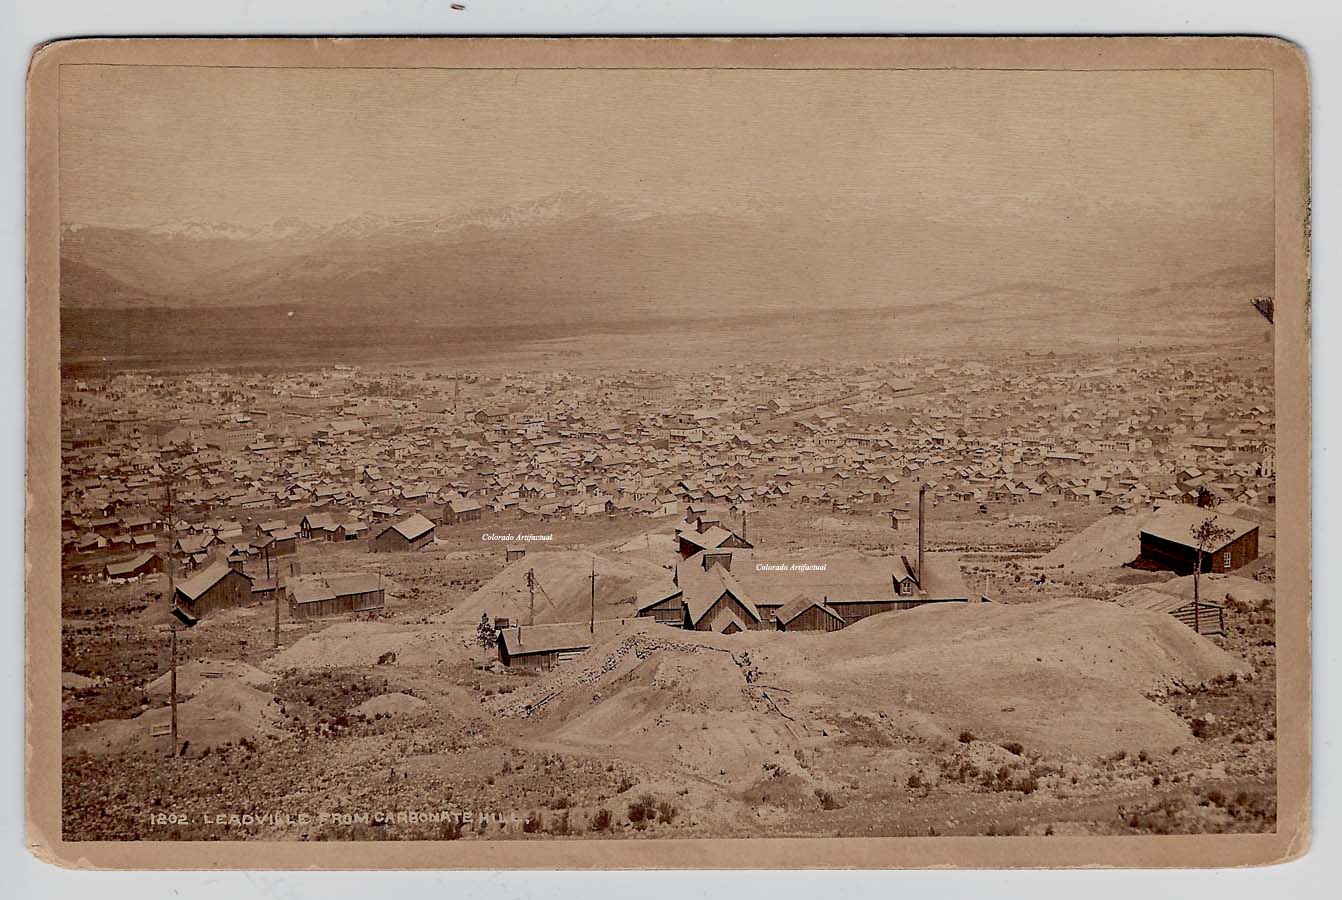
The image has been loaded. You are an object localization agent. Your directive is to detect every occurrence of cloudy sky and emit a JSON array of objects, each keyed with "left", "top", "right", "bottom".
[{"left": 59, "top": 64, "right": 1273, "bottom": 238}]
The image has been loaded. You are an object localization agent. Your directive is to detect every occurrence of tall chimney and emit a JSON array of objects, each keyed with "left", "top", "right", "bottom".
[{"left": 917, "top": 483, "right": 927, "bottom": 586}]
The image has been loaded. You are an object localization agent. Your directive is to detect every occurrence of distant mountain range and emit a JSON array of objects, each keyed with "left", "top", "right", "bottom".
[{"left": 60, "top": 190, "right": 1273, "bottom": 331}]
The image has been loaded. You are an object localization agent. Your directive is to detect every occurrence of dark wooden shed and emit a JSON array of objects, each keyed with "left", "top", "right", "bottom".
[
  {"left": 1138, "top": 507, "right": 1260, "bottom": 575},
  {"left": 173, "top": 560, "right": 253, "bottom": 619}
]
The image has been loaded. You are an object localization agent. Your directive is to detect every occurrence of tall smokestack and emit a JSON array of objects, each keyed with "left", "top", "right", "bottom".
[{"left": 917, "top": 483, "right": 927, "bottom": 587}]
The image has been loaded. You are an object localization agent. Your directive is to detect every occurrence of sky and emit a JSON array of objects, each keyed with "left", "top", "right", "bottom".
[{"left": 57, "top": 64, "right": 1275, "bottom": 242}]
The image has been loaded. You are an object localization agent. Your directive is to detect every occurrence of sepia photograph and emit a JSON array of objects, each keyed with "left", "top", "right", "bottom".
[{"left": 24, "top": 36, "right": 1311, "bottom": 869}]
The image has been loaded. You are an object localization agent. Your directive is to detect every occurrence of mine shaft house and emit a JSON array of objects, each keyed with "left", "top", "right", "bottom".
[{"left": 1138, "top": 506, "right": 1260, "bottom": 575}]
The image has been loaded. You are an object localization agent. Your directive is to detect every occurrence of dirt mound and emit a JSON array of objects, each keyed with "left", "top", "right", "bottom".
[
  {"left": 777, "top": 598, "right": 1243, "bottom": 756},
  {"left": 446, "top": 551, "right": 669, "bottom": 627},
  {"left": 353, "top": 692, "right": 428, "bottom": 717},
  {"left": 1119, "top": 573, "right": 1274, "bottom": 607},
  {"left": 1033, "top": 513, "right": 1151, "bottom": 572},
  {"left": 67, "top": 664, "right": 284, "bottom": 757},
  {"left": 491, "top": 623, "right": 802, "bottom": 785},
  {"left": 145, "top": 657, "right": 272, "bottom": 703},
  {"left": 493, "top": 597, "right": 1241, "bottom": 768},
  {"left": 266, "top": 621, "right": 471, "bottom": 671}
]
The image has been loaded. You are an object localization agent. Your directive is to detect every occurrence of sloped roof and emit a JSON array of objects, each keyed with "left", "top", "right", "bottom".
[
  {"left": 104, "top": 551, "right": 157, "bottom": 578},
  {"left": 636, "top": 584, "right": 683, "bottom": 614},
  {"left": 497, "top": 623, "right": 597, "bottom": 657},
  {"left": 379, "top": 513, "right": 435, "bottom": 541},
  {"left": 447, "top": 498, "right": 482, "bottom": 513},
  {"left": 302, "top": 512, "right": 339, "bottom": 531},
  {"left": 682, "top": 569, "right": 762, "bottom": 626},
  {"left": 1140, "top": 506, "right": 1259, "bottom": 551},
  {"left": 775, "top": 595, "right": 846, "bottom": 626},
  {"left": 175, "top": 559, "right": 249, "bottom": 602},
  {"left": 289, "top": 573, "right": 383, "bottom": 606}
]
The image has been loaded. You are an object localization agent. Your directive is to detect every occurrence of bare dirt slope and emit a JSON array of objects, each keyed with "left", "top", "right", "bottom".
[
  {"left": 1031, "top": 513, "right": 1151, "bottom": 572},
  {"left": 494, "top": 599, "right": 1243, "bottom": 770},
  {"left": 777, "top": 598, "right": 1244, "bottom": 757}
]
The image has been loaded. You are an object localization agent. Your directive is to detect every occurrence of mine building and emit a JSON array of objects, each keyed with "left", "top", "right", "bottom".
[{"left": 774, "top": 596, "right": 847, "bottom": 632}]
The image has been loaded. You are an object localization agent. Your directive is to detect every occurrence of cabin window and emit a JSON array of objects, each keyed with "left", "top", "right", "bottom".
[{"left": 1223, "top": 551, "right": 1232, "bottom": 569}]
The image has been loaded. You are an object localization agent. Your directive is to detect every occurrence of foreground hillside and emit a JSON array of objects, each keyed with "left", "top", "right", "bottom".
[{"left": 62, "top": 567, "right": 1275, "bottom": 840}]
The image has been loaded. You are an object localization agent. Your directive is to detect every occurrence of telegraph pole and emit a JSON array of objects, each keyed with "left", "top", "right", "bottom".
[
  {"left": 527, "top": 568, "right": 536, "bottom": 626},
  {"left": 163, "top": 465, "right": 180, "bottom": 754},
  {"left": 169, "top": 622, "right": 178, "bottom": 752},
  {"left": 589, "top": 559, "right": 596, "bottom": 635}
]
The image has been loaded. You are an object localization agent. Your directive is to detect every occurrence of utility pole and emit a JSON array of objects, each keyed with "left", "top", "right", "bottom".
[
  {"left": 169, "top": 622, "right": 178, "bottom": 752},
  {"left": 917, "top": 482, "right": 927, "bottom": 586},
  {"left": 273, "top": 583, "right": 281, "bottom": 648},
  {"left": 589, "top": 559, "right": 596, "bottom": 635},
  {"left": 163, "top": 468, "right": 176, "bottom": 606},
  {"left": 162, "top": 465, "right": 180, "bottom": 754},
  {"left": 527, "top": 568, "right": 536, "bottom": 626}
]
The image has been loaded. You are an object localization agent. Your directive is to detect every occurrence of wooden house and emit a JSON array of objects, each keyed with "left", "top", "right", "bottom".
[
  {"left": 172, "top": 560, "right": 253, "bottom": 622},
  {"left": 442, "top": 498, "right": 483, "bottom": 526},
  {"left": 288, "top": 573, "right": 385, "bottom": 619},
  {"left": 102, "top": 551, "right": 162, "bottom": 581},
  {"left": 370, "top": 513, "right": 436, "bottom": 553}
]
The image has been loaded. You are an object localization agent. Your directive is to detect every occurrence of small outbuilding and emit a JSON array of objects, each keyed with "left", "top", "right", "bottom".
[{"left": 496, "top": 623, "right": 596, "bottom": 672}]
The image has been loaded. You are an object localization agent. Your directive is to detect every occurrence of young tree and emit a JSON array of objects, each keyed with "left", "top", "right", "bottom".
[
  {"left": 1189, "top": 516, "right": 1235, "bottom": 629},
  {"left": 476, "top": 611, "right": 497, "bottom": 650}
]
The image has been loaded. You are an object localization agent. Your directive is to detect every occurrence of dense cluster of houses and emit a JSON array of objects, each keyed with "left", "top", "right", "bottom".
[{"left": 61, "top": 353, "right": 1274, "bottom": 585}]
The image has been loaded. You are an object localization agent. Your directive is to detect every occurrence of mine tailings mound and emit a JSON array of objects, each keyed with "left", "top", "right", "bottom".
[
  {"left": 1032, "top": 513, "right": 1154, "bottom": 572},
  {"left": 491, "top": 622, "right": 801, "bottom": 785},
  {"left": 445, "top": 551, "right": 671, "bottom": 627},
  {"left": 66, "top": 657, "right": 284, "bottom": 757},
  {"left": 489, "top": 599, "right": 1243, "bottom": 778},
  {"left": 778, "top": 597, "right": 1244, "bottom": 757}
]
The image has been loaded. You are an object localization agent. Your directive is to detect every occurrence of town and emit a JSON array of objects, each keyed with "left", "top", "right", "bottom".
[{"left": 59, "top": 346, "right": 1278, "bottom": 840}]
